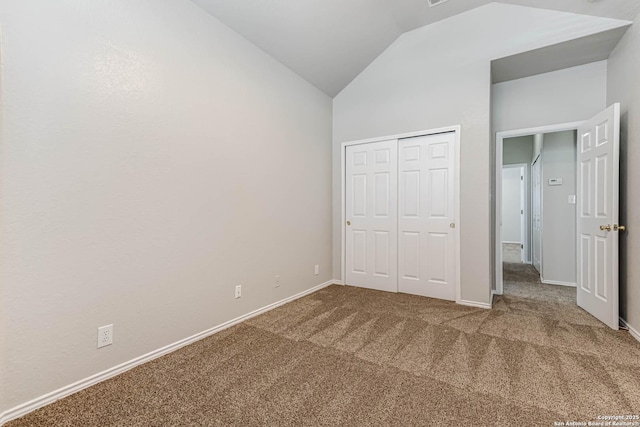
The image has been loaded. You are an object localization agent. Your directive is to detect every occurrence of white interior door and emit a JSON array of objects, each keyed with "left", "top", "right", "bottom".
[
  {"left": 519, "top": 166, "right": 526, "bottom": 263},
  {"left": 532, "top": 156, "right": 542, "bottom": 274},
  {"left": 577, "top": 103, "right": 620, "bottom": 330},
  {"left": 345, "top": 140, "right": 398, "bottom": 292},
  {"left": 398, "top": 133, "right": 456, "bottom": 301}
]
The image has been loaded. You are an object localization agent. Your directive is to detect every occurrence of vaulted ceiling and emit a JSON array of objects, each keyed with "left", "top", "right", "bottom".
[{"left": 192, "top": 0, "right": 640, "bottom": 96}]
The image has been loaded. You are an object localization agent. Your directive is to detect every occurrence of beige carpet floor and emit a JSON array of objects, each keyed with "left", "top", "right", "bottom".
[{"left": 8, "top": 284, "right": 640, "bottom": 426}]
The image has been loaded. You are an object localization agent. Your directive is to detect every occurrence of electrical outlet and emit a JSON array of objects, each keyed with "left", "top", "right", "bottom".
[
  {"left": 235, "top": 285, "right": 242, "bottom": 299},
  {"left": 97, "top": 324, "right": 113, "bottom": 348},
  {"left": 314, "top": 265, "right": 320, "bottom": 275},
  {"left": 275, "top": 275, "right": 280, "bottom": 288}
]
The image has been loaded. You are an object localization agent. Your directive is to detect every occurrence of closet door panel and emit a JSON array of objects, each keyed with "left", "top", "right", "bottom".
[
  {"left": 398, "top": 133, "right": 456, "bottom": 301},
  {"left": 345, "top": 140, "right": 398, "bottom": 292}
]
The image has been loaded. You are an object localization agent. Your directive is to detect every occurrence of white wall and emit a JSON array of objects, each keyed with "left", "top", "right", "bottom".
[
  {"left": 332, "top": 3, "right": 628, "bottom": 304},
  {"left": 492, "top": 61, "right": 608, "bottom": 133},
  {"left": 0, "top": 0, "right": 332, "bottom": 414},
  {"left": 607, "top": 12, "right": 640, "bottom": 333},
  {"left": 503, "top": 135, "right": 534, "bottom": 165},
  {"left": 541, "top": 131, "right": 577, "bottom": 285},
  {"left": 502, "top": 167, "right": 522, "bottom": 243}
]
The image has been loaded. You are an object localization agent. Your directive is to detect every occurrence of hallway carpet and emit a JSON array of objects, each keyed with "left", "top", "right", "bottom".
[
  {"left": 8, "top": 285, "right": 640, "bottom": 426},
  {"left": 503, "top": 262, "right": 576, "bottom": 305}
]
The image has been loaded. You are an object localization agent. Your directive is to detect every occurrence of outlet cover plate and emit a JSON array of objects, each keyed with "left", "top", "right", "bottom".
[{"left": 97, "top": 324, "right": 113, "bottom": 348}]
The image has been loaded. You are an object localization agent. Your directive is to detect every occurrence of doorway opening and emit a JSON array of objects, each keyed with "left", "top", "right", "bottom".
[
  {"left": 495, "top": 123, "right": 583, "bottom": 302},
  {"left": 497, "top": 128, "right": 579, "bottom": 307},
  {"left": 494, "top": 104, "right": 621, "bottom": 330}
]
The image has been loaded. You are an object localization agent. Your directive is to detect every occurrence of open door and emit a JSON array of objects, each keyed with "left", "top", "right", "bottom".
[
  {"left": 519, "top": 166, "right": 526, "bottom": 264},
  {"left": 532, "top": 156, "right": 542, "bottom": 274},
  {"left": 577, "top": 103, "right": 621, "bottom": 330}
]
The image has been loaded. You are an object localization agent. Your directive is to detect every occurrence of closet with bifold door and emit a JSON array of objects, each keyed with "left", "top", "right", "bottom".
[{"left": 344, "top": 131, "right": 459, "bottom": 301}]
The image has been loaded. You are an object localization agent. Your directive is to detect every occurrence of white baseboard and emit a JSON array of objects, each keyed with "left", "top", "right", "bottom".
[
  {"left": 0, "top": 280, "right": 336, "bottom": 426},
  {"left": 457, "top": 299, "right": 492, "bottom": 309},
  {"left": 502, "top": 241, "right": 521, "bottom": 245},
  {"left": 540, "top": 279, "right": 577, "bottom": 287},
  {"left": 620, "top": 318, "right": 640, "bottom": 343},
  {"left": 333, "top": 280, "right": 344, "bottom": 285}
]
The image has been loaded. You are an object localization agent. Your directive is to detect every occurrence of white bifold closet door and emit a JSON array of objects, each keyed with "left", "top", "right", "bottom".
[
  {"left": 345, "top": 139, "right": 398, "bottom": 293},
  {"left": 345, "top": 132, "right": 457, "bottom": 301},
  {"left": 398, "top": 133, "right": 456, "bottom": 301}
]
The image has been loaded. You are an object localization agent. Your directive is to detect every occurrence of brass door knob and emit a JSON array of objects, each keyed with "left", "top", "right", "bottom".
[
  {"left": 600, "top": 224, "right": 612, "bottom": 232},
  {"left": 346, "top": 221, "right": 351, "bottom": 226},
  {"left": 614, "top": 224, "right": 626, "bottom": 232}
]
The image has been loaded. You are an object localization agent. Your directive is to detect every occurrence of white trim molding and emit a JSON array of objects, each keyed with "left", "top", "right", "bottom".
[
  {"left": 540, "top": 279, "right": 577, "bottom": 287},
  {"left": 620, "top": 318, "right": 640, "bottom": 343},
  {"left": 0, "top": 280, "right": 337, "bottom": 426},
  {"left": 457, "top": 299, "right": 492, "bottom": 310}
]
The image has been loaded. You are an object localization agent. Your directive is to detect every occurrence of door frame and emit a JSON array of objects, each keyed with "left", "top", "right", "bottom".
[
  {"left": 501, "top": 163, "right": 528, "bottom": 263},
  {"left": 341, "top": 125, "right": 461, "bottom": 303},
  {"left": 495, "top": 121, "right": 583, "bottom": 295}
]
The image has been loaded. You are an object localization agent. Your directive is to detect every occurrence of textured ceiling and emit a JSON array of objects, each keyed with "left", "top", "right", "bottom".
[{"left": 192, "top": 0, "right": 640, "bottom": 96}]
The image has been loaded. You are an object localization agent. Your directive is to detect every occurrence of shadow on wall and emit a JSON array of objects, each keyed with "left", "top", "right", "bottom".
[{"left": 619, "top": 110, "right": 628, "bottom": 321}]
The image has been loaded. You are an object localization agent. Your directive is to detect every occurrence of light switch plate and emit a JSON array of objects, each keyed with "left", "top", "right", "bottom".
[{"left": 568, "top": 195, "right": 576, "bottom": 204}]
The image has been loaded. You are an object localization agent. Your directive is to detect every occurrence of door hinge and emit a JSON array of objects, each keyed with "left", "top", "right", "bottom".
[
  {"left": 521, "top": 244, "right": 524, "bottom": 249},
  {"left": 521, "top": 210, "right": 524, "bottom": 214}
]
